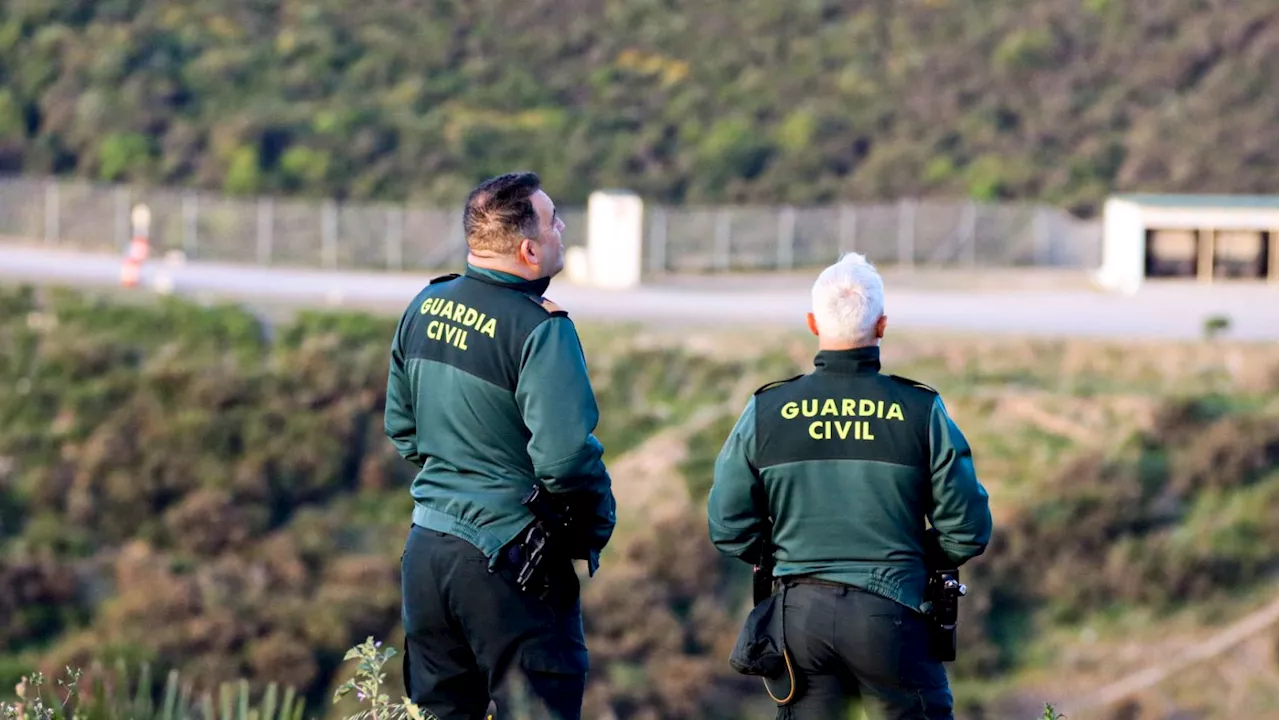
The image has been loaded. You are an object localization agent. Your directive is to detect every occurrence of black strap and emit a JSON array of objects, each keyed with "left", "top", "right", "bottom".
[{"left": 783, "top": 575, "right": 851, "bottom": 590}]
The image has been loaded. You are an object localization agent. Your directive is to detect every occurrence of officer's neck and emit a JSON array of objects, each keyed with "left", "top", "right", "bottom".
[
  {"left": 818, "top": 338, "right": 879, "bottom": 352},
  {"left": 467, "top": 252, "right": 540, "bottom": 281}
]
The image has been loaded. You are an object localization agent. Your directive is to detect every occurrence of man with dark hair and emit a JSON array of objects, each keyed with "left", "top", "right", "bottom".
[
  {"left": 462, "top": 172, "right": 546, "bottom": 255},
  {"left": 386, "top": 172, "right": 616, "bottom": 720}
]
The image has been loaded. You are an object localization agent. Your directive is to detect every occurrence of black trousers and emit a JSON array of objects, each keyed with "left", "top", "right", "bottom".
[
  {"left": 775, "top": 580, "right": 953, "bottom": 720},
  {"left": 400, "top": 525, "right": 589, "bottom": 720}
]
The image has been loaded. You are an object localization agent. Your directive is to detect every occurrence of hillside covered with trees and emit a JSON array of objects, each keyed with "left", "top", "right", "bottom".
[
  {"left": 0, "top": 0, "right": 1275, "bottom": 215},
  {"left": 1, "top": 285, "right": 1277, "bottom": 719}
]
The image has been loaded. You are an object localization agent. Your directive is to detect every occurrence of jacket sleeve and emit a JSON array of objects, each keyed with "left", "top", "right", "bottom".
[
  {"left": 926, "top": 394, "right": 992, "bottom": 567},
  {"left": 706, "top": 397, "right": 769, "bottom": 565},
  {"left": 384, "top": 309, "right": 424, "bottom": 467},
  {"left": 515, "top": 316, "right": 616, "bottom": 573}
]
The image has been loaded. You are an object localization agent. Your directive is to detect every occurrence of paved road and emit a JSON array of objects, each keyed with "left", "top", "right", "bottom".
[{"left": 1, "top": 243, "right": 1276, "bottom": 341}]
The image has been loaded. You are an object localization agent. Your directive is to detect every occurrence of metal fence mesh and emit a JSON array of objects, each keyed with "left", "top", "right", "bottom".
[{"left": 0, "top": 175, "right": 1103, "bottom": 273}]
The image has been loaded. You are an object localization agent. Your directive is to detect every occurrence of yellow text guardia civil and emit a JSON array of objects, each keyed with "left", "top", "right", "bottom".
[
  {"left": 780, "top": 397, "right": 905, "bottom": 441},
  {"left": 419, "top": 297, "right": 498, "bottom": 350}
]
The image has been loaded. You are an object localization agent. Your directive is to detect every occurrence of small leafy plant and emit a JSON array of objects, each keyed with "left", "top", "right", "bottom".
[
  {"left": 2, "top": 669, "right": 83, "bottom": 720},
  {"left": 1202, "top": 314, "right": 1232, "bottom": 339},
  {"left": 333, "top": 637, "right": 434, "bottom": 720}
]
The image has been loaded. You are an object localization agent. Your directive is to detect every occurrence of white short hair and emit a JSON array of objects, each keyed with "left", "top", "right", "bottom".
[{"left": 810, "top": 252, "right": 885, "bottom": 344}]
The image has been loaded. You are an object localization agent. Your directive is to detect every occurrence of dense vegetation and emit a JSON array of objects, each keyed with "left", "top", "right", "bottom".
[
  {"left": 0, "top": 1, "right": 1276, "bottom": 215},
  {"left": 1, "top": 285, "right": 1277, "bottom": 719}
]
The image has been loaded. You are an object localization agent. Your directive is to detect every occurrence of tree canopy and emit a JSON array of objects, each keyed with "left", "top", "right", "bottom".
[{"left": 0, "top": 0, "right": 1275, "bottom": 215}]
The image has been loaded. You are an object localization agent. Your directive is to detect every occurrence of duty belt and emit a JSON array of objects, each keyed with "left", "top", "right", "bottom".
[{"left": 782, "top": 575, "right": 854, "bottom": 590}]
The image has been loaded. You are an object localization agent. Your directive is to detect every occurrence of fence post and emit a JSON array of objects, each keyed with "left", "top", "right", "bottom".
[
  {"left": 648, "top": 206, "right": 667, "bottom": 274},
  {"left": 838, "top": 204, "right": 857, "bottom": 257},
  {"left": 322, "top": 199, "right": 338, "bottom": 269},
  {"left": 43, "top": 180, "right": 59, "bottom": 244},
  {"left": 386, "top": 207, "right": 403, "bottom": 271},
  {"left": 182, "top": 191, "right": 198, "bottom": 259},
  {"left": 777, "top": 205, "right": 795, "bottom": 271},
  {"left": 714, "top": 208, "right": 731, "bottom": 271},
  {"left": 114, "top": 185, "right": 131, "bottom": 252},
  {"left": 257, "top": 198, "right": 274, "bottom": 265},
  {"left": 963, "top": 200, "right": 977, "bottom": 267},
  {"left": 1033, "top": 207, "right": 1051, "bottom": 266},
  {"left": 897, "top": 199, "right": 915, "bottom": 269}
]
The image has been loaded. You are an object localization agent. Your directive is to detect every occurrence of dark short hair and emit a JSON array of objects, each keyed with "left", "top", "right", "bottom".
[{"left": 463, "top": 172, "right": 542, "bottom": 254}]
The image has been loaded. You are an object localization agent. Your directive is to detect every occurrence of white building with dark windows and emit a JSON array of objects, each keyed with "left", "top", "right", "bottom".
[{"left": 1095, "top": 194, "right": 1279, "bottom": 293}]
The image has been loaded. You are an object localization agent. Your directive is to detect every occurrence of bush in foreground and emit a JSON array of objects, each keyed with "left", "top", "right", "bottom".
[
  {"left": 0, "top": 639, "right": 425, "bottom": 720},
  {"left": 3, "top": 637, "right": 1064, "bottom": 720}
]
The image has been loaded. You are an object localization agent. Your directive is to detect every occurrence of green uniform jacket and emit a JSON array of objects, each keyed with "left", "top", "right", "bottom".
[
  {"left": 706, "top": 346, "right": 992, "bottom": 612},
  {"left": 384, "top": 264, "right": 617, "bottom": 575}
]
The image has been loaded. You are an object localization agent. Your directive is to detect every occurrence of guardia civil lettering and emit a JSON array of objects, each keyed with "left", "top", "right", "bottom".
[
  {"left": 779, "top": 397, "right": 906, "bottom": 442},
  {"left": 419, "top": 297, "right": 498, "bottom": 351},
  {"left": 780, "top": 398, "right": 906, "bottom": 421}
]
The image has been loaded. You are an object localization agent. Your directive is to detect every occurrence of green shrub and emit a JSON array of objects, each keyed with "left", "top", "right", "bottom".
[{"left": 1, "top": 286, "right": 1275, "bottom": 719}]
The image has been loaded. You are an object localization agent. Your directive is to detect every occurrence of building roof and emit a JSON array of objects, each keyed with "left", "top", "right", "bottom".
[{"left": 1112, "top": 193, "right": 1279, "bottom": 209}]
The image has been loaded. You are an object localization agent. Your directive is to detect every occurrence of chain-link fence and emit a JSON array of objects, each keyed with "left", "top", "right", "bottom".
[
  {"left": 644, "top": 199, "right": 1101, "bottom": 272},
  {"left": 0, "top": 175, "right": 1102, "bottom": 273}
]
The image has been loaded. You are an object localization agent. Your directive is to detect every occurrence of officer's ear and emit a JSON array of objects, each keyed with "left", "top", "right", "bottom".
[
  {"left": 875, "top": 314, "right": 887, "bottom": 339},
  {"left": 517, "top": 236, "right": 539, "bottom": 267},
  {"left": 806, "top": 312, "right": 819, "bottom": 337}
]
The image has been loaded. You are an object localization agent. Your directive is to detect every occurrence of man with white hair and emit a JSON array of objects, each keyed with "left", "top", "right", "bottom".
[{"left": 707, "top": 252, "right": 992, "bottom": 719}]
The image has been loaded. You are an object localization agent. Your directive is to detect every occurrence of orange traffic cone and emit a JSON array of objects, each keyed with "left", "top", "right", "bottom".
[
  {"left": 119, "top": 234, "right": 150, "bottom": 288},
  {"left": 120, "top": 258, "right": 141, "bottom": 287}
]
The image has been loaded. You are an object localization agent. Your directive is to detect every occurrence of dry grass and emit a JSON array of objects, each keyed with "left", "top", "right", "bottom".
[{"left": 1007, "top": 583, "right": 1280, "bottom": 720}]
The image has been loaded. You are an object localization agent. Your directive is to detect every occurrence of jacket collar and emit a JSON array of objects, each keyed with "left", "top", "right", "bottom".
[
  {"left": 464, "top": 264, "right": 552, "bottom": 297},
  {"left": 813, "top": 346, "right": 881, "bottom": 375}
]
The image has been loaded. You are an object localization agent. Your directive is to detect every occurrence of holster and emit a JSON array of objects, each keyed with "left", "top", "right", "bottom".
[
  {"left": 922, "top": 528, "right": 967, "bottom": 662},
  {"left": 752, "top": 555, "right": 776, "bottom": 607},
  {"left": 507, "top": 484, "right": 584, "bottom": 609},
  {"left": 924, "top": 566, "right": 962, "bottom": 662}
]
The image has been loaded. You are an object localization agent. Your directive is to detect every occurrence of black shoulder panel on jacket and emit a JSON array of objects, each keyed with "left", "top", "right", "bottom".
[
  {"left": 401, "top": 277, "right": 552, "bottom": 391},
  {"left": 754, "top": 374, "right": 804, "bottom": 396},
  {"left": 429, "top": 273, "right": 460, "bottom": 285},
  {"left": 751, "top": 371, "right": 933, "bottom": 470},
  {"left": 887, "top": 374, "right": 938, "bottom": 395}
]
